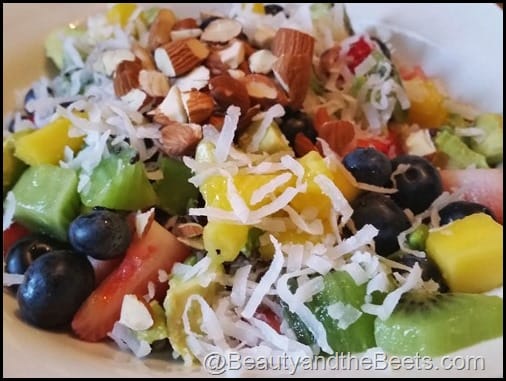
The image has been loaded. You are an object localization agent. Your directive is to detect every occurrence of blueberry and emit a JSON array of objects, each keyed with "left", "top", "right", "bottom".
[
  {"left": 5, "top": 234, "right": 65, "bottom": 275},
  {"left": 439, "top": 201, "right": 495, "bottom": 225},
  {"left": 264, "top": 4, "right": 285, "bottom": 16},
  {"left": 17, "top": 250, "right": 95, "bottom": 329},
  {"left": 388, "top": 251, "right": 448, "bottom": 292},
  {"left": 351, "top": 193, "right": 411, "bottom": 256},
  {"left": 68, "top": 210, "right": 132, "bottom": 260},
  {"left": 343, "top": 148, "right": 392, "bottom": 186},
  {"left": 391, "top": 155, "right": 443, "bottom": 214},
  {"left": 280, "top": 110, "right": 317, "bottom": 144}
]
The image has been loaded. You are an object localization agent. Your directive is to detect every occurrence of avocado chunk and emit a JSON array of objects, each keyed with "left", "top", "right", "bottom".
[
  {"left": 434, "top": 129, "right": 489, "bottom": 169},
  {"left": 153, "top": 157, "right": 199, "bottom": 215},
  {"left": 12, "top": 165, "right": 80, "bottom": 241},
  {"left": 80, "top": 151, "right": 157, "bottom": 211},
  {"left": 469, "top": 113, "right": 503, "bottom": 166}
]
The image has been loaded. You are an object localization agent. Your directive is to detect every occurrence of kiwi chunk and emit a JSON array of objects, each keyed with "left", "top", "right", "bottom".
[
  {"left": 12, "top": 164, "right": 80, "bottom": 241},
  {"left": 375, "top": 293, "right": 503, "bottom": 356},
  {"left": 284, "top": 271, "right": 378, "bottom": 353},
  {"left": 80, "top": 152, "right": 157, "bottom": 211}
]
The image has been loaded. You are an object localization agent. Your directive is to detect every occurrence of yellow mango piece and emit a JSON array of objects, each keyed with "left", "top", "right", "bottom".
[
  {"left": 404, "top": 78, "right": 448, "bottom": 128},
  {"left": 106, "top": 3, "right": 138, "bottom": 27},
  {"left": 203, "top": 222, "right": 249, "bottom": 263},
  {"left": 14, "top": 117, "right": 83, "bottom": 166},
  {"left": 426, "top": 213, "right": 503, "bottom": 293},
  {"left": 164, "top": 266, "right": 222, "bottom": 364}
]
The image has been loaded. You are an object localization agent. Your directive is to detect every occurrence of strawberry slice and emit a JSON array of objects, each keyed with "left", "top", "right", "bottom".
[
  {"left": 346, "top": 36, "right": 373, "bottom": 72},
  {"left": 72, "top": 221, "right": 190, "bottom": 342}
]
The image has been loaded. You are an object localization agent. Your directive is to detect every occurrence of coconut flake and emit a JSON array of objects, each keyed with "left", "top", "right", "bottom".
[
  {"left": 276, "top": 269, "right": 333, "bottom": 354},
  {"left": 241, "top": 236, "right": 284, "bottom": 319},
  {"left": 333, "top": 224, "right": 378, "bottom": 256},
  {"left": 215, "top": 106, "right": 241, "bottom": 163},
  {"left": 250, "top": 172, "right": 292, "bottom": 205},
  {"left": 230, "top": 265, "right": 252, "bottom": 308},
  {"left": 366, "top": 272, "right": 390, "bottom": 295},
  {"left": 247, "top": 104, "right": 285, "bottom": 152},
  {"left": 134, "top": 208, "right": 154, "bottom": 238},
  {"left": 226, "top": 175, "right": 250, "bottom": 223},
  {"left": 108, "top": 322, "right": 152, "bottom": 358},
  {"left": 361, "top": 263, "right": 423, "bottom": 320},
  {"left": 280, "top": 155, "right": 305, "bottom": 184},
  {"left": 304, "top": 253, "right": 333, "bottom": 275},
  {"left": 2, "top": 192, "right": 16, "bottom": 231},
  {"left": 248, "top": 184, "right": 305, "bottom": 222},
  {"left": 341, "top": 262, "right": 370, "bottom": 285},
  {"left": 327, "top": 302, "right": 362, "bottom": 330},
  {"left": 355, "top": 182, "right": 398, "bottom": 194},
  {"left": 314, "top": 174, "right": 353, "bottom": 225},
  {"left": 158, "top": 269, "right": 169, "bottom": 283},
  {"left": 3, "top": 272, "right": 24, "bottom": 286},
  {"left": 283, "top": 205, "right": 324, "bottom": 235},
  {"left": 294, "top": 276, "right": 324, "bottom": 303},
  {"left": 119, "top": 294, "right": 154, "bottom": 331}
]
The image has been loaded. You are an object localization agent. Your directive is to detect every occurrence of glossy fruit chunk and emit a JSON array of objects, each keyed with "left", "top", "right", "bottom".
[
  {"left": 375, "top": 293, "right": 503, "bottom": 356},
  {"left": 426, "top": 213, "right": 502, "bottom": 293},
  {"left": 12, "top": 165, "right": 80, "bottom": 241},
  {"left": 343, "top": 147, "right": 392, "bottom": 186},
  {"left": 351, "top": 193, "right": 410, "bottom": 256},
  {"left": 391, "top": 155, "right": 442, "bottom": 214},
  {"left": 3, "top": 130, "right": 30, "bottom": 196},
  {"left": 153, "top": 157, "right": 200, "bottom": 216},
  {"left": 72, "top": 221, "right": 190, "bottom": 341},
  {"left": 439, "top": 201, "right": 495, "bottom": 225},
  {"left": 14, "top": 117, "right": 83, "bottom": 166},
  {"left": 403, "top": 78, "right": 447, "bottom": 128},
  {"left": 80, "top": 152, "right": 157, "bottom": 211},
  {"left": 440, "top": 168, "right": 503, "bottom": 224},
  {"left": 106, "top": 3, "right": 138, "bottom": 27},
  {"left": 203, "top": 222, "right": 249, "bottom": 263},
  {"left": 68, "top": 210, "right": 132, "bottom": 260},
  {"left": 285, "top": 271, "right": 377, "bottom": 353},
  {"left": 18, "top": 250, "right": 95, "bottom": 329}
]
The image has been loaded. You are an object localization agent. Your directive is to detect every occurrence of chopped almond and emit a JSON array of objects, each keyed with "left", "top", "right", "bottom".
[
  {"left": 154, "top": 38, "right": 209, "bottom": 77},
  {"left": 181, "top": 90, "right": 215, "bottom": 124},
  {"left": 271, "top": 28, "right": 315, "bottom": 57},
  {"left": 209, "top": 74, "right": 250, "bottom": 114},
  {"left": 148, "top": 9, "right": 177, "bottom": 51},
  {"left": 160, "top": 122, "right": 202, "bottom": 156}
]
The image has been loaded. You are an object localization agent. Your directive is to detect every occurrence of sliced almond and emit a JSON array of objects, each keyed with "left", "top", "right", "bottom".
[
  {"left": 148, "top": 9, "right": 177, "bottom": 51},
  {"left": 172, "top": 18, "right": 199, "bottom": 31},
  {"left": 121, "top": 89, "right": 148, "bottom": 111},
  {"left": 173, "top": 222, "right": 204, "bottom": 238},
  {"left": 154, "top": 38, "right": 209, "bottom": 77},
  {"left": 174, "top": 65, "right": 210, "bottom": 92},
  {"left": 113, "top": 59, "right": 143, "bottom": 97},
  {"left": 228, "top": 69, "right": 246, "bottom": 80},
  {"left": 170, "top": 28, "right": 202, "bottom": 41},
  {"left": 154, "top": 86, "right": 187, "bottom": 124},
  {"left": 205, "top": 51, "right": 229, "bottom": 76},
  {"left": 132, "top": 43, "right": 156, "bottom": 70},
  {"left": 209, "top": 74, "right": 250, "bottom": 114},
  {"left": 201, "top": 18, "right": 242, "bottom": 43},
  {"left": 139, "top": 70, "right": 170, "bottom": 98},
  {"left": 181, "top": 90, "right": 215, "bottom": 124},
  {"left": 271, "top": 28, "right": 315, "bottom": 57},
  {"left": 248, "top": 49, "right": 277, "bottom": 74},
  {"left": 160, "top": 122, "right": 202, "bottom": 156},
  {"left": 272, "top": 54, "right": 312, "bottom": 109},
  {"left": 217, "top": 39, "right": 245, "bottom": 69},
  {"left": 241, "top": 74, "right": 288, "bottom": 109}
]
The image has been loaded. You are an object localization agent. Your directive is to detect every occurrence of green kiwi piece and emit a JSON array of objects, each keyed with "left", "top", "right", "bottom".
[{"left": 375, "top": 292, "right": 503, "bottom": 356}]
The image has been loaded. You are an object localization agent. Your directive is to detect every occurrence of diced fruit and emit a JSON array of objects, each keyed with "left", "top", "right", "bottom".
[
  {"left": 136, "top": 301, "right": 169, "bottom": 344},
  {"left": 3, "top": 131, "right": 31, "bottom": 196},
  {"left": 80, "top": 152, "right": 157, "bottom": 211},
  {"left": 14, "top": 117, "right": 84, "bottom": 166},
  {"left": 285, "top": 271, "right": 377, "bottom": 353},
  {"left": 106, "top": 3, "right": 138, "bottom": 27},
  {"left": 439, "top": 201, "right": 495, "bottom": 225},
  {"left": 403, "top": 78, "right": 447, "bottom": 128},
  {"left": 18, "top": 250, "right": 95, "bottom": 329},
  {"left": 239, "top": 121, "right": 292, "bottom": 154},
  {"left": 45, "top": 26, "right": 86, "bottom": 69},
  {"left": 153, "top": 157, "right": 200, "bottom": 215},
  {"left": 164, "top": 264, "right": 222, "bottom": 363},
  {"left": 425, "top": 213, "right": 503, "bottom": 293},
  {"left": 469, "top": 113, "right": 503, "bottom": 166},
  {"left": 440, "top": 168, "right": 503, "bottom": 224},
  {"left": 72, "top": 221, "right": 190, "bottom": 341},
  {"left": 12, "top": 165, "right": 80, "bottom": 241},
  {"left": 343, "top": 147, "right": 392, "bottom": 186},
  {"left": 434, "top": 129, "right": 488, "bottom": 169},
  {"left": 203, "top": 222, "right": 249, "bottom": 263},
  {"left": 375, "top": 293, "right": 503, "bottom": 356}
]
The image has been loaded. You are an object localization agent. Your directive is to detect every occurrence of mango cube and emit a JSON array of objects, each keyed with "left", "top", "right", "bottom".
[{"left": 426, "top": 213, "right": 503, "bottom": 293}]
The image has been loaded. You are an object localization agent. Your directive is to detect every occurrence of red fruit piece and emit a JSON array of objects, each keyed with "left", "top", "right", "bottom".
[
  {"left": 346, "top": 37, "right": 373, "bottom": 72},
  {"left": 3, "top": 223, "right": 30, "bottom": 257},
  {"left": 254, "top": 305, "right": 281, "bottom": 334},
  {"left": 72, "top": 221, "right": 190, "bottom": 341},
  {"left": 440, "top": 168, "right": 503, "bottom": 224}
]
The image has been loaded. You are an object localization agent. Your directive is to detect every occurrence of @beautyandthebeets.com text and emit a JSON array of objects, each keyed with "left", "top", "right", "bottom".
[{"left": 202, "top": 351, "right": 486, "bottom": 375}]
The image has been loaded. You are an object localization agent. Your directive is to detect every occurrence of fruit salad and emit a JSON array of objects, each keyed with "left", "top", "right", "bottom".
[{"left": 3, "top": 3, "right": 503, "bottom": 374}]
